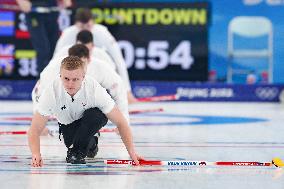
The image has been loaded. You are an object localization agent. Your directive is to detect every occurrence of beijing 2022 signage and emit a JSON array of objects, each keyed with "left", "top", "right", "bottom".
[{"left": 92, "top": 2, "right": 209, "bottom": 81}]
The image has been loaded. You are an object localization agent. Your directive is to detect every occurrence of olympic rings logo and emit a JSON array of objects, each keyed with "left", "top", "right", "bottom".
[
  {"left": 255, "top": 87, "right": 278, "bottom": 100},
  {"left": 133, "top": 86, "right": 157, "bottom": 97},
  {"left": 0, "top": 85, "right": 12, "bottom": 97}
]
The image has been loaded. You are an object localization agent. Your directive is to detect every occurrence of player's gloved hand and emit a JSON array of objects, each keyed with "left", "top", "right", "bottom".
[{"left": 31, "top": 153, "right": 43, "bottom": 167}]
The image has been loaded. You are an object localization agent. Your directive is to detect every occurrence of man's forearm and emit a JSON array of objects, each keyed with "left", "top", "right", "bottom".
[
  {"left": 117, "top": 122, "right": 135, "bottom": 154},
  {"left": 28, "top": 128, "right": 41, "bottom": 155},
  {"left": 107, "top": 107, "right": 136, "bottom": 155}
]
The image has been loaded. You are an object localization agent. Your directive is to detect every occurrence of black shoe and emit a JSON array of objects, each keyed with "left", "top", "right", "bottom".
[
  {"left": 86, "top": 136, "right": 99, "bottom": 158},
  {"left": 70, "top": 151, "right": 86, "bottom": 164},
  {"left": 66, "top": 148, "right": 75, "bottom": 163}
]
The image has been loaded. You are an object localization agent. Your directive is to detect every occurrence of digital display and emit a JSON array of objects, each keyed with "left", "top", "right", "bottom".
[
  {"left": 93, "top": 3, "right": 209, "bottom": 81},
  {"left": 0, "top": 2, "right": 209, "bottom": 81}
]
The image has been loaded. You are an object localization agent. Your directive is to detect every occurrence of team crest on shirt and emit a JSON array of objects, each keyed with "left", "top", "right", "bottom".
[{"left": 61, "top": 105, "right": 66, "bottom": 110}]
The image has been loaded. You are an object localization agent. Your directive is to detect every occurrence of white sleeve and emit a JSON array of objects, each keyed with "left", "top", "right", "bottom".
[
  {"left": 51, "top": 46, "right": 69, "bottom": 60},
  {"left": 54, "top": 27, "right": 77, "bottom": 55},
  {"left": 36, "top": 85, "right": 56, "bottom": 117},
  {"left": 40, "top": 64, "right": 59, "bottom": 94},
  {"left": 95, "top": 27, "right": 132, "bottom": 91},
  {"left": 31, "top": 80, "right": 40, "bottom": 113},
  {"left": 92, "top": 48, "right": 116, "bottom": 70},
  {"left": 90, "top": 62, "right": 129, "bottom": 123},
  {"left": 34, "top": 62, "right": 59, "bottom": 113},
  {"left": 47, "top": 52, "right": 67, "bottom": 72},
  {"left": 94, "top": 82, "right": 115, "bottom": 115}
]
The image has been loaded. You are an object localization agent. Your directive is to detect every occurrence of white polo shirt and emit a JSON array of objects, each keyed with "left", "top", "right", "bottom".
[
  {"left": 54, "top": 24, "right": 131, "bottom": 91},
  {"left": 33, "top": 55, "right": 129, "bottom": 122},
  {"left": 37, "top": 75, "right": 115, "bottom": 125}
]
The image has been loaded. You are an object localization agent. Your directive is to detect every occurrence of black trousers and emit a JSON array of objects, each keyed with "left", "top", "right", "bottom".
[{"left": 58, "top": 108, "right": 108, "bottom": 156}]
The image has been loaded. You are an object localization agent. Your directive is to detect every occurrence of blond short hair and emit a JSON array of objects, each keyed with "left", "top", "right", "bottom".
[{"left": 61, "top": 56, "right": 85, "bottom": 71}]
